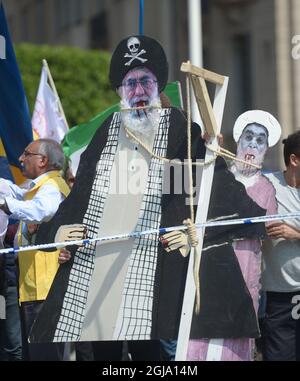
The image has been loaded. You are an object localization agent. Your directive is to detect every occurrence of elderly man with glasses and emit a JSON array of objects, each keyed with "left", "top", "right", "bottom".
[{"left": 0, "top": 138, "right": 70, "bottom": 361}]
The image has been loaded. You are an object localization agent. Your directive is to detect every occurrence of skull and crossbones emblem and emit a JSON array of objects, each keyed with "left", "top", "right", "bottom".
[{"left": 124, "top": 37, "right": 148, "bottom": 66}]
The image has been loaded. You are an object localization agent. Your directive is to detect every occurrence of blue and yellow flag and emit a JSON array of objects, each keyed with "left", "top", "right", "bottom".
[{"left": 0, "top": 2, "right": 33, "bottom": 183}]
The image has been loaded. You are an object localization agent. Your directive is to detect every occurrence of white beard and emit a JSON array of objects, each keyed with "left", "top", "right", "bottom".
[{"left": 120, "top": 98, "right": 162, "bottom": 141}]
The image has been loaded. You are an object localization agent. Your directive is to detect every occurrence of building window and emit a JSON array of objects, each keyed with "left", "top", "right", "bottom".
[
  {"left": 55, "top": 0, "right": 66, "bottom": 31},
  {"left": 90, "top": 11, "right": 108, "bottom": 50},
  {"left": 21, "top": 7, "right": 30, "bottom": 41},
  {"left": 55, "top": 0, "right": 83, "bottom": 32},
  {"left": 70, "top": 0, "right": 83, "bottom": 25},
  {"left": 202, "top": 0, "right": 210, "bottom": 14},
  {"left": 232, "top": 34, "right": 252, "bottom": 113},
  {"left": 35, "top": 0, "right": 47, "bottom": 42}
]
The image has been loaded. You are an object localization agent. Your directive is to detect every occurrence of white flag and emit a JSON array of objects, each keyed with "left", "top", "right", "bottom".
[{"left": 32, "top": 66, "right": 68, "bottom": 143}]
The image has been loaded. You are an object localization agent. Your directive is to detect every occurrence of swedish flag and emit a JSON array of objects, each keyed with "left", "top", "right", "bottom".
[{"left": 0, "top": 2, "right": 33, "bottom": 184}]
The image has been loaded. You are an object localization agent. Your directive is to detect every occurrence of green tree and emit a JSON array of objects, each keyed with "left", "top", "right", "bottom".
[{"left": 15, "top": 44, "right": 118, "bottom": 127}]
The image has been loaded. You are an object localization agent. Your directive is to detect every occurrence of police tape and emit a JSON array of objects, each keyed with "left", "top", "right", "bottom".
[{"left": 1, "top": 211, "right": 300, "bottom": 255}]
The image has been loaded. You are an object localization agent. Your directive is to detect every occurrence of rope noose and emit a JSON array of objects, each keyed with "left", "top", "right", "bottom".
[{"left": 185, "top": 74, "right": 202, "bottom": 315}]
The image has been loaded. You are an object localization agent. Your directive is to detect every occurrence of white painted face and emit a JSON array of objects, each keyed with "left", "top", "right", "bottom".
[
  {"left": 236, "top": 123, "right": 268, "bottom": 175},
  {"left": 238, "top": 124, "right": 268, "bottom": 158}
]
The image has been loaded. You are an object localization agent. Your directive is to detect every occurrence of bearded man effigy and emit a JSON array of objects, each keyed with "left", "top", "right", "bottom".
[{"left": 29, "top": 36, "right": 267, "bottom": 346}]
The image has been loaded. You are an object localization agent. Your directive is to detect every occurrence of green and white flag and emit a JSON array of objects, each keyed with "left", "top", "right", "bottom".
[{"left": 62, "top": 82, "right": 183, "bottom": 175}]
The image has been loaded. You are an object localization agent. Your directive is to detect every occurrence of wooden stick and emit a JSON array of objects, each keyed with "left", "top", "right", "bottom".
[
  {"left": 190, "top": 74, "right": 218, "bottom": 136},
  {"left": 181, "top": 62, "right": 225, "bottom": 85},
  {"left": 175, "top": 75, "right": 229, "bottom": 361}
]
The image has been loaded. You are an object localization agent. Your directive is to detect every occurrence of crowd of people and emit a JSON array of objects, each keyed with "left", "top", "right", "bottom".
[{"left": 0, "top": 34, "right": 300, "bottom": 362}]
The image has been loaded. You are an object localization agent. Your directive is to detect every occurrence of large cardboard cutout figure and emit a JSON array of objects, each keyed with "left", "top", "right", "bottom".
[{"left": 187, "top": 110, "right": 281, "bottom": 361}]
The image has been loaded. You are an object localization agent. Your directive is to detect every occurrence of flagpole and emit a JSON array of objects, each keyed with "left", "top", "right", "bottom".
[
  {"left": 139, "top": 0, "right": 144, "bottom": 35},
  {"left": 42, "top": 59, "right": 69, "bottom": 129}
]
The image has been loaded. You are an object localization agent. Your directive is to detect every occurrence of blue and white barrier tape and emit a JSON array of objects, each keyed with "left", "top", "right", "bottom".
[{"left": 1, "top": 212, "right": 300, "bottom": 255}]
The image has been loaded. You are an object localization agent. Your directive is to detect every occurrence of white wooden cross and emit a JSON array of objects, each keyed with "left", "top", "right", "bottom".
[{"left": 175, "top": 62, "right": 229, "bottom": 361}]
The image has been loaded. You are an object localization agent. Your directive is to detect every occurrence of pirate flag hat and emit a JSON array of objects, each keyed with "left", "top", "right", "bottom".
[{"left": 109, "top": 35, "right": 168, "bottom": 92}]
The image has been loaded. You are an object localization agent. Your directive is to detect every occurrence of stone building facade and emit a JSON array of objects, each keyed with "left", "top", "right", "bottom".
[{"left": 3, "top": 0, "right": 300, "bottom": 169}]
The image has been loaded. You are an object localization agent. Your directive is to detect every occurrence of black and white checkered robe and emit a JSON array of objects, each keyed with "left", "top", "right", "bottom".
[{"left": 30, "top": 107, "right": 267, "bottom": 342}]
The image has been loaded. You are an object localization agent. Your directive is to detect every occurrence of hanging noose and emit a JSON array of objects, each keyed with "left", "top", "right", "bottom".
[{"left": 185, "top": 73, "right": 202, "bottom": 315}]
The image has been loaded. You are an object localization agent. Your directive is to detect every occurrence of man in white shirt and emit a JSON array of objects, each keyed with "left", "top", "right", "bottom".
[
  {"left": 262, "top": 130, "right": 300, "bottom": 361},
  {"left": 0, "top": 138, "right": 70, "bottom": 361}
]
